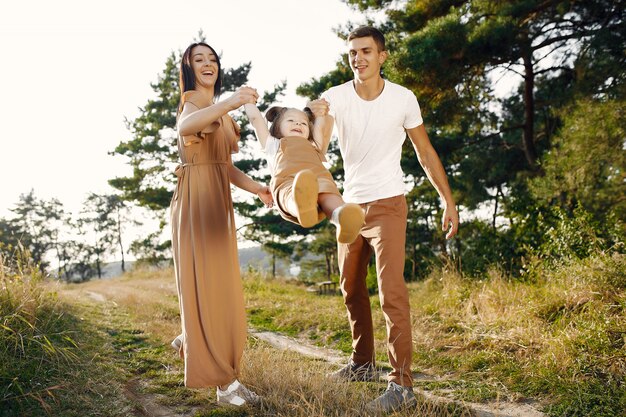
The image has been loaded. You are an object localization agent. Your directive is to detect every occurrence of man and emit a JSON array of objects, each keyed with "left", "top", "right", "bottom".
[{"left": 308, "top": 26, "right": 459, "bottom": 413}]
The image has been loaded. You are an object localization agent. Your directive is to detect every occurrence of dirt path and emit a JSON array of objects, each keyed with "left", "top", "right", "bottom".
[
  {"left": 252, "top": 330, "right": 546, "bottom": 417},
  {"left": 68, "top": 284, "right": 546, "bottom": 417},
  {"left": 124, "top": 379, "right": 190, "bottom": 417},
  {"left": 63, "top": 287, "right": 199, "bottom": 417}
]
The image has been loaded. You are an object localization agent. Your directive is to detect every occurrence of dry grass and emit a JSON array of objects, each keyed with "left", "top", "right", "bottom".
[
  {"left": 407, "top": 254, "right": 626, "bottom": 415},
  {"left": 7, "top": 251, "right": 623, "bottom": 416},
  {"left": 54, "top": 266, "right": 471, "bottom": 417},
  {"left": 1, "top": 253, "right": 134, "bottom": 417},
  {"left": 242, "top": 344, "right": 470, "bottom": 417}
]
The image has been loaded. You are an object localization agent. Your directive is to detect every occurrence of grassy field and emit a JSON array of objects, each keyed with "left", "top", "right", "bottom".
[
  {"left": 1, "top": 252, "right": 624, "bottom": 416},
  {"left": 245, "top": 255, "right": 626, "bottom": 416}
]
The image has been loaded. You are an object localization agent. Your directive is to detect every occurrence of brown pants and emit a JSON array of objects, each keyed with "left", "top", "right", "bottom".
[{"left": 338, "top": 194, "right": 412, "bottom": 387}]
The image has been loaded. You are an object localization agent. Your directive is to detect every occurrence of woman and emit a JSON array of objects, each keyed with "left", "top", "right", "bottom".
[{"left": 170, "top": 41, "right": 272, "bottom": 406}]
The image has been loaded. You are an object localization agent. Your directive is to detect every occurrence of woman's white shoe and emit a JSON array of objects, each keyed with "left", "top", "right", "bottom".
[
  {"left": 216, "top": 379, "right": 260, "bottom": 406},
  {"left": 170, "top": 334, "right": 182, "bottom": 351}
]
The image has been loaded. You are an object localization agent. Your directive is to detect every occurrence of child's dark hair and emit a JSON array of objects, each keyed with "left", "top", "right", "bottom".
[{"left": 265, "top": 106, "right": 315, "bottom": 140}]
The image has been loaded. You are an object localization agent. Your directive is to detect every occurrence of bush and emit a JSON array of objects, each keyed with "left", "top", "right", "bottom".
[
  {"left": 454, "top": 219, "right": 522, "bottom": 277},
  {"left": 539, "top": 205, "right": 623, "bottom": 263},
  {"left": 366, "top": 263, "right": 378, "bottom": 293}
]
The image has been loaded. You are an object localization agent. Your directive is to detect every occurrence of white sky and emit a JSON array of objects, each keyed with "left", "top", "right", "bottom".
[{"left": 0, "top": 0, "right": 375, "bottom": 252}]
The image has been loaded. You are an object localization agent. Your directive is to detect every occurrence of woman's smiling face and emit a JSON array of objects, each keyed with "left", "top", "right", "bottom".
[{"left": 191, "top": 44, "right": 219, "bottom": 89}]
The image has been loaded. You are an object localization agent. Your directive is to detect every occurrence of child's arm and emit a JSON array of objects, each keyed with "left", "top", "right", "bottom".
[
  {"left": 308, "top": 99, "right": 333, "bottom": 154},
  {"left": 244, "top": 103, "right": 270, "bottom": 148},
  {"left": 312, "top": 115, "right": 333, "bottom": 154}
]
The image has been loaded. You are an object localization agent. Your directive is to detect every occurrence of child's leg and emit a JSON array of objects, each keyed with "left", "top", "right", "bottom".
[
  {"left": 292, "top": 170, "right": 320, "bottom": 227},
  {"left": 318, "top": 193, "right": 344, "bottom": 218},
  {"left": 318, "top": 193, "right": 365, "bottom": 244}
]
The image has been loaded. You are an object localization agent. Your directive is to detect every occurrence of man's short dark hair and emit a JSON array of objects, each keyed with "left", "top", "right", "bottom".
[{"left": 347, "top": 26, "right": 386, "bottom": 52}]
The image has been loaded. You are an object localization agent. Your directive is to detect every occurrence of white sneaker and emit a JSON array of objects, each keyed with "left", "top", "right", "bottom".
[
  {"left": 365, "top": 381, "right": 417, "bottom": 414},
  {"left": 216, "top": 379, "right": 261, "bottom": 406},
  {"left": 170, "top": 334, "right": 182, "bottom": 351}
]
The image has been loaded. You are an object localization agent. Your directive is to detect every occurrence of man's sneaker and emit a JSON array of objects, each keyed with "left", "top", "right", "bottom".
[
  {"left": 365, "top": 381, "right": 417, "bottom": 414},
  {"left": 328, "top": 359, "right": 378, "bottom": 382},
  {"left": 216, "top": 379, "right": 261, "bottom": 407}
]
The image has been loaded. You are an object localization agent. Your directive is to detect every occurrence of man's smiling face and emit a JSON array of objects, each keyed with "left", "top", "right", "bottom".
[{"left": 348, "top": 36, "right": 387, "bottom": 82}]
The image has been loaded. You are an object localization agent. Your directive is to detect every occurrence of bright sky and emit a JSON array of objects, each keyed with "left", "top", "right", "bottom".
[{"left": 0, "top": 0, "right": 374, "bottom": 250}]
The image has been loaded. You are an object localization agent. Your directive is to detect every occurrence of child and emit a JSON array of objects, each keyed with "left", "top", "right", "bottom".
[{"left": 244, "top": 103, "right": 364, "bottom": 244}]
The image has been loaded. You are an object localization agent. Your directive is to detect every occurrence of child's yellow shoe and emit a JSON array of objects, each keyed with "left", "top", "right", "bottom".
[
  {"left": 336, "top": 203, "right": 365, "bottom": 244},
  {"left": 293, "top": 169, "right": 319, "bottom": 228}
]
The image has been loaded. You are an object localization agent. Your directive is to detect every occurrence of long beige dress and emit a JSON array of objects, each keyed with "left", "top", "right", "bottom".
[{"left": 170, "top": 90, "right": 247, "bottom": 388}]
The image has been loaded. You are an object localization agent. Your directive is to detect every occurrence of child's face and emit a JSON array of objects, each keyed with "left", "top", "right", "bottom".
[{"left": 279, "top": 109, "right": 310, "bottom": 139}]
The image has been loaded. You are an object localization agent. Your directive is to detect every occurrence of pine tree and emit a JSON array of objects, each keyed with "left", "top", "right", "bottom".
[
  {"left": 298, "top": 0, "right": 625, "bottom": 276},
  {"left": 109, "top": 35, "right": 308, "bottom": 267}
]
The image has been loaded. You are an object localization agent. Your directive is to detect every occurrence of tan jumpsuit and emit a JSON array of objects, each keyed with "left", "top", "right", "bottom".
[
  {"left": 269, "top": 136, "right": 341, "bottom": 225},
  {"left": 170, "top": 91, "right": 247, "bottom": 388}
]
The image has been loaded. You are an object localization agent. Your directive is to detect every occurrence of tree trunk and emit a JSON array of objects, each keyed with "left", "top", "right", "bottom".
[
  {"left": 96, "top": 257, "right": 101, "bottom": 278},
  {"left": 410, "top": 244, "right": 416, "bottom": 281},
  {"left": 116, "top": 207, "right": 125, "bottom": 272},
  {"left": 521, "top": 35, "right": 538, "bottom": 169},
  {"left": 492, "top": 187, "right": 499, "bottom": 231},
  {"left": 435, "top": 203, "right": 448, "bottom": 259},
  {"left": 325, "top": 252, "right": 331, "bottom": 280},
  {"left": 272, "top": 252, "right": 276, "bottom": 279},
  {"left": 455, "top": 236, "right": 462, "bottom": 273},
  {"left": 55, "top": 243, "right": 62, "bottom": 279}
]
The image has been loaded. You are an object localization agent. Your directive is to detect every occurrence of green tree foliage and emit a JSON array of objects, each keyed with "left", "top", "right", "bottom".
[
  {"left": 530, "top": 99, "right": 626, "bottom": 221},
  {"left": 76, "top": 193, "right": 132, "bottom": 278},
  {"left": 77, "top": 194, "right": 117, "bottom": 278},
  {"left": 108, "top": 51, "right": 180, "bottom": 211},
  {"left": 128, "top": 230, "right": 171, "bottom": 267},
  {"left": 109, "top": 53, "right": 257, "bottom": 211},
  {"left": 4, "top": 190, "right": 66, "bottom": 273},
  {"left": 0, "top": 217, "right": 22, "bottom": 254},
  {"left": 62, "top": 240, "right": 96, "bottom": 282},
  {"left": 385, "top": 0, "right": 624, "bottom": 165},
  {"left": 298, "top": 0, "right": 625, "bottom": 277},
  {"left": 294, "top": 224, "right": 340, "bottom": 281}
]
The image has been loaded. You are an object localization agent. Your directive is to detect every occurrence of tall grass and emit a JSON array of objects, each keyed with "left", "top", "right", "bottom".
[
  {"left": 409, "top": 253, "right": 626, "bottom": 416},
  {"left": 0, "top": 249, "right": 131, "bottom": 416},
  {"left": 1, "top": 249, "right": 74, "bottom": 414},
  {"left": 2, "top": 249, "right": 623, "bottom": 416},
  {"left": 239, "top": 254, "right": 626, "bottom": 416}
]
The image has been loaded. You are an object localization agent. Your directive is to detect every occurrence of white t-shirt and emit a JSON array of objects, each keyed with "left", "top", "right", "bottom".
[
  {"left": 264, "top": 135, "right": 280, "bottom": 174},
  {"left": 321, "top": 80, "right": 423, "bottom": 204}
]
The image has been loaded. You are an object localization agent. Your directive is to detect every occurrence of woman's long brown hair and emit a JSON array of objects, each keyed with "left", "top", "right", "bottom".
[{"left": 177, "top": 42, "right": 222, "bottom": 114}]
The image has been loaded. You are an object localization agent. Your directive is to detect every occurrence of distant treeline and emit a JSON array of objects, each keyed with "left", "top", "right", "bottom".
[{"left": 0, "top": 191, "right": 163, "bottom": 281}]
